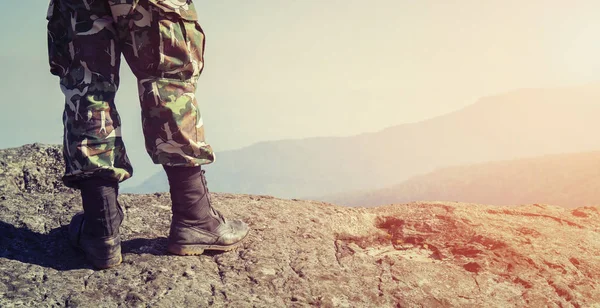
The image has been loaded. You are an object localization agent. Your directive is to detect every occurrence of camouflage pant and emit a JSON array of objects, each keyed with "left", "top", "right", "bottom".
[{"left": 47, "top": 0, "right": 215, "bottom": 188}]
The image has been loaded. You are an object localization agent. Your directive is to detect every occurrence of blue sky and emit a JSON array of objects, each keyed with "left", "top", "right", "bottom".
[{"left": 2, "top": 1, "right": 600, "bottom": 187}]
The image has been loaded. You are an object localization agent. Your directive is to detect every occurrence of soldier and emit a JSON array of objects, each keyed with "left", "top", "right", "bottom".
[{"left": 47, "top": 0, "right": 249, "bottom": 269}]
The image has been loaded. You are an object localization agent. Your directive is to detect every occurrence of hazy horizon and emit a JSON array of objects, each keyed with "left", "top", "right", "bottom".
[{"left": 3, "top": 1, "right": 600, "bottom": 187}]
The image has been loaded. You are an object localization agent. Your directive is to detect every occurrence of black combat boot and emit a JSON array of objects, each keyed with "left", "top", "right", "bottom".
[
  {"left": 163, "top": 165, "right": 249, "bottom": 256},
  {"left": 69, "top": 177, "right": 123, "bottom": 269}
]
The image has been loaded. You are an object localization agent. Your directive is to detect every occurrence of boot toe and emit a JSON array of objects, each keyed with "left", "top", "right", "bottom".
[{"left": 216, "top": 219, "right": 249, "bottom": 245}]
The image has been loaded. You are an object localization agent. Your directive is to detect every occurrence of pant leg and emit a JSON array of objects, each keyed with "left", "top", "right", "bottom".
[
  {"left": 109, "top": 0, "right": 215, "bottom": 167},
  {"left": 47, "top": 0, "right": 133, "bottom": 188}
]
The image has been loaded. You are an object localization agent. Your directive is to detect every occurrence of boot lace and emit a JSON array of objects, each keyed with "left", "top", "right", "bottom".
[{"left": 201, "top": 169, "right": 226, "bottom": 223}]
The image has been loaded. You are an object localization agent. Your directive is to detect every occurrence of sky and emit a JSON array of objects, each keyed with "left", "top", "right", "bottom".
[{"left": 1, "top": 0, "right": 600, "bottom": 187}]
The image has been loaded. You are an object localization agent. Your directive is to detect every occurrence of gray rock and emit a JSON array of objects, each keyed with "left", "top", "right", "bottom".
[{"left": 0, "top": 144, "right": 599, "bottom": 307}]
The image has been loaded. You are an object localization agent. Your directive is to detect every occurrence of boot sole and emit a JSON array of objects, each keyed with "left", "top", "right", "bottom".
[
  {"left": 72, "top": 245, "right": 123, "bottom": 269},
  {"left": 167, "top": 242, "right": 242, "bottom": 256},
  {"left": 91, "top": 255, "right": 123, "bottom": 270}
]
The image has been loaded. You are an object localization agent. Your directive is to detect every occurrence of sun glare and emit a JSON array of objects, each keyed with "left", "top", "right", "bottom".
[{"left": 556, "top": 16, "right": 600, "bottom": 81}]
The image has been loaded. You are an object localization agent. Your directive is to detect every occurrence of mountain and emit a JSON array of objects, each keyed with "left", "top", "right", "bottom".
[
  {"left": 1, "top": 144, "right": 600, "bottom": 307},
  {"left": 127, "top": 84, "right": 600, "bottom": 200},
  {"left": 322, "top": 151, "right": 600, "bottom": 208}
]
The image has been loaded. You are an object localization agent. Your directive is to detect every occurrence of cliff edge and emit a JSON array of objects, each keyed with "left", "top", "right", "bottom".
[{"left": 1, "top": 144, "right": 599, "bottom": 307}]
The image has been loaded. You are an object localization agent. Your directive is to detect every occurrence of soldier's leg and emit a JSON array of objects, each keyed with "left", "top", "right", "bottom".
[
  {"left": 110, "top": 0, "right": 214, "bottom": 166},
  {"left": 47, "top": 0, "right": 133, "bottom": 187},
  {"left": 47, "top": 0, "right": 127, "bottom": 269},
  {"left": 110, "top": 1, "right": 248, "bottom": 255}
]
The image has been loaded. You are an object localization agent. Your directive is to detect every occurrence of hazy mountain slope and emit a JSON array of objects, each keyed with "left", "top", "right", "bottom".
[
  {"left": 127, "top": 84, "right": 600, "bottom": 198},
  {"left": 325, "top": 151, "right": 600, "bottom": 208}
]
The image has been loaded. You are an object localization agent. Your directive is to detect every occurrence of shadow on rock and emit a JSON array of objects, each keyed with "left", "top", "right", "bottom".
[
  {"left": 121, "top": 237, "right": 231, "bottom": 257},
  {"left": 0, "top": 221, "right": 194, "bottom": 270},
  {"left": 0, "top": 221, "right": 88, "bottom": 270},
  {"left": 122, "top": 237, "right": 168, "bottom": 256}
]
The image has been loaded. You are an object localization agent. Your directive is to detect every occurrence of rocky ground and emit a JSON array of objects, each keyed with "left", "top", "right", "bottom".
[{"left": 0, "top": 144, "right": 599, "bottom": 307}]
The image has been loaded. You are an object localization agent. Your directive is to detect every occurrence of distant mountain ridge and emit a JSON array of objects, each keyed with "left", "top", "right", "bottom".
[
  {"left": 322, "top": 151, "right": 600, "bottom": 208},
  {"left": 127, "top": 84, "right": 600, "bottom": 199}
]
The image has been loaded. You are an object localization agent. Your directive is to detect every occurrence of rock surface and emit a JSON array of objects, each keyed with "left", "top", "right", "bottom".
[{"left": 1, "top": 144, "right": 599, "bottom": 307}]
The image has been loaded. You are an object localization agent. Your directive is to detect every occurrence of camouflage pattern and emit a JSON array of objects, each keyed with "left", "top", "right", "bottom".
[{"left": 47, "top": 0, "right": 214, "bottom": 188}]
